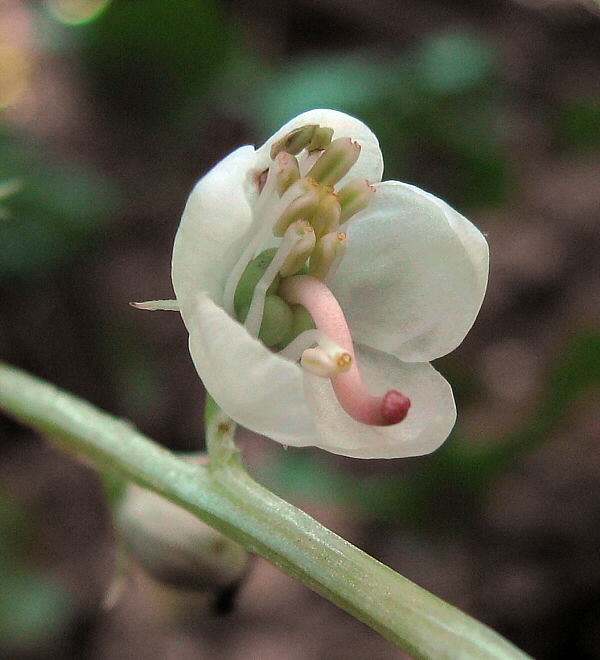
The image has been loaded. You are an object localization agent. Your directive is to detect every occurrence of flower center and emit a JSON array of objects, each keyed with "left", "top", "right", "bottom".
[{"left": 228, "top": 125, "right": 411, "bottom": 427}]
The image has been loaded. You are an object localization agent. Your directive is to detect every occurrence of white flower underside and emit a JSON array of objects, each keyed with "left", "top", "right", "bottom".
[{"left": 172, "top": 109, "right": 489, "bottom": 458}]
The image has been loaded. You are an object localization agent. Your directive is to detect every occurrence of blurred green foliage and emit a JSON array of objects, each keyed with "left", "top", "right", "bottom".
[
  {"left": 0, "top": 128, "right": 117, "bottom": 279},
  {"left": 555, "top": 97, "right": 600, "bottom": 152},
  {"left": 77, "top": 0, "right": 229, "bottom": 123},
  {"left": 0, "top": 488, "right": 73, "bottom": 654},
  {"left": 5, "top": 0, "right": 594, "bottom": 554},
  {"left": 219, "top": 30, "right": 508, "bottom": 207}
]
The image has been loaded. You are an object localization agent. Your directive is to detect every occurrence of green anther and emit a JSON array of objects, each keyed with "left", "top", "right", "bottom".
[
  {"left": 233, "top": 249, "right": 281, "bottom": 319},
  {"left": 270, "top": 125, "right": 318, "bottom": 159},
  {"left": 306, "top": 127, "right": 334, "bottom": 152},
  {"left": 306, "top": 137, "right": 361, "bottom": 187},
  {"left": 238, "top": 295, "right": 294, "bottom": 348},
  {"left": 338, "top": 179, "right": 376, "bottom": 223},
  {"left": 272, "top": 181, "right": 321, "bottom": 237}
]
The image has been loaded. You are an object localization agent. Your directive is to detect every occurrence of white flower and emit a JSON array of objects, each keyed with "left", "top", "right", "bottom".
[{"left": 169, "top": 109, "right": 488, "bottom": 459}]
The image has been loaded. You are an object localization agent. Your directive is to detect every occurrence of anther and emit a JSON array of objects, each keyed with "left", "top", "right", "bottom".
[
  {"left": 308, "top": 231, "right": 347, "bottom": 281},
  {"left": 244, "top": 223, "right": 314, "bottom": 336},
  {"left": 272, "top": 179, "right": 320, "bottom": 237},
  {"left": 310, "top": 189, "right": 341, "bottom": 239},
  {"left": 275, "top": 152, "right": 301, "bottom": 196},
  {"left": 270, "top": 125, "right": 318, "bottom": 159},
  {"left": 301, "top": 347, "right": 352, "bottom": 378},
  {"left": 306, "top": 126, "right": 334, "bottom": 152},
  {"left": 306, "top": 138, "right": 361, "bottom": 187},
  {"left": 279, "top": 221, "right": 316, "bottom": 277},
  {"left": 279, "top": 329, "right": 349, "bottom": 370},
  {"left": 338, "top": 179, "right": 376, "bottom": 223}
]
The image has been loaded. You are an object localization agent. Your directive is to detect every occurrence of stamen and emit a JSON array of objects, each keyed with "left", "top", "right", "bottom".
[
  {"left": 306, "top": 126, "right": 334, "bottom": 152},
  {"left": 279, "top": 221, "right": 316, "bottom": 277},
  {"left": 279, "top": 328, "right": 348, "bottom": 364},
  {"left": 275, "top": 153, "right": 301, "bottom": 195},
  {"left": 301, "top": 347, "right": 352, "bottom": 378},
  {"left": 308, "top": 231, "right": 347, "bottom": 282},
  {"left": 244, "top": 222, "right": 313, "bottom": 336},
  {"left": 338, "top": 179, "right": 376, "bottom": 223},
  {"left": 270, "top": 125, "right": 318, "bottom": 159},
  {"left": 279, "top": 275, "right": 411, "bottom": 426},
  {"left": 272, "top": 179, "right": 320, "bottom": 237},
  {"left": 224, "top": 174, "right": 316, "bottom": 314},
  {"left": 306, "top": 138, "right": 361, "bottom": 187},
  {"left": 310, "top": 189, "right": 341, "bottom": 239}
]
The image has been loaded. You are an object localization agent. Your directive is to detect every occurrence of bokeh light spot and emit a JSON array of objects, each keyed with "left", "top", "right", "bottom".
[
  {"left": 0, "top": 44, "right": 30, "bottom": 109},
  {"left": 44, "top": 0, "right": 112, "bottom": 25}
]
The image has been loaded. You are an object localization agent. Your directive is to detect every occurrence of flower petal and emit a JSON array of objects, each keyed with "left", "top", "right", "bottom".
[
  {"left": 186, "top": 292, "right": 318, "bottom": 445},
  {"left": 330, "top": 181, "right": 489, "bottom": 362},
  {"left": 302, "top": 344, "right": 456, "bottom": 459},
  {"left": 253, "top": 109, "right": 383, "bottom": 186},
  {"left": 172, "top": 146, "right": 257, "bottom": 308}
]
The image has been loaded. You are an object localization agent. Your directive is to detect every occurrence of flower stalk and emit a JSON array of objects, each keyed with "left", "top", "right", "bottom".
[{"left": 0, "top": 361, "right": 532, "bottom": 660}]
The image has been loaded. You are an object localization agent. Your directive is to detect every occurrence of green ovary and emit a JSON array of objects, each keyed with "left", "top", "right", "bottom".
[{"left": 234, "top": 249, "right": 315, "bottom": 349}]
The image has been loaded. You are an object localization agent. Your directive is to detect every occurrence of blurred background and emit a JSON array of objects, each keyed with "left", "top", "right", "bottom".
[{"left": 0, "top": 0, "right": 599, "bottom": 658}]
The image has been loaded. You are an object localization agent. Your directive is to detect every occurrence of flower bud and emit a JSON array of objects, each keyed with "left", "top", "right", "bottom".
[
  {"left": 306, "top": 137, "right": 361, "bottom": 186},
  {"left": 117, "top": 481, "right": 249, "bottom": 592}
]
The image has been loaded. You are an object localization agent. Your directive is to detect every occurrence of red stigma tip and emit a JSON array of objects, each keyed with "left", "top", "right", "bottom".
[{"left": 380, "top": 390, "right": 411, "bottom": 425}]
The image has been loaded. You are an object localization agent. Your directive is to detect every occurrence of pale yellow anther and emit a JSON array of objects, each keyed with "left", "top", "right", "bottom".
[
  {"left": 272, "top": 179, "right": 320, "bottom": 237},
  {"left": 306, "top": 137, "right": 361, "bottom": 187},
  {"left": 275, "top": 152, "right": 301, "bottom": 196},
  {"left": 279, "top": 221, "right": 316, "bottom": 277},
  {"left": 300, "top": 347, "right": 352, "bottom": 378},
  {"left": 310, "top": 190, "right": 341, "bottom": 239},
  {"left": 338, "top": 179, "right": 376, "bottom": 223},
  {"left": 308, "top": 231, "right": 347, "bottom": 281},
  {"left": 336, "top": 353, "right": 352, "bottom": 370}
]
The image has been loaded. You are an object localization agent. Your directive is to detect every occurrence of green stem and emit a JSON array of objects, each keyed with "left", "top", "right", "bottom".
[{"left": 0, "top": 362, "right": 531, "bottom": 660}]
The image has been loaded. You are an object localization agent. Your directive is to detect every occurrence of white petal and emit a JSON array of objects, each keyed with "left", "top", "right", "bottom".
[
  {"left": 303, "top": 344, "right": 456, "bottom": 459},
  {"left": 186, "top": 292, "right": 318, "bottom": 445},
  {"left": 330, "top": 181, "right": 489, "bottom": 362},
  {"left": 253, "top": 109, "right": 384, "bottom": 186},
  {"left": 172, "top": 146, "right": 257, "bottom": 308}
]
